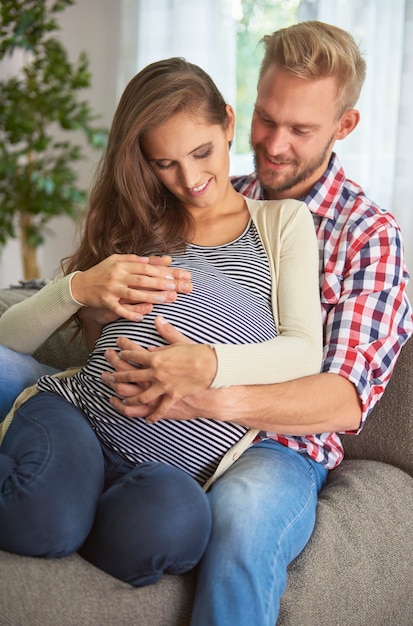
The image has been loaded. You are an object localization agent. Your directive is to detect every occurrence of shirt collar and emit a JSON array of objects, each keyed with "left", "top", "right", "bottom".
[{"left": 299, "top": 153, "right": 345, "bottom": 219}]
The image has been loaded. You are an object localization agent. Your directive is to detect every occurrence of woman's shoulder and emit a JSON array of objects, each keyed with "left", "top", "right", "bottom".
[{"left": 242, "top": 195, "right": 310, "bottom": 229}]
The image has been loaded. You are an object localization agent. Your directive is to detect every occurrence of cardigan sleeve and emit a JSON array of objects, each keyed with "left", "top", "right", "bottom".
[
  {"left": 0, "top": 273, "right": 82, "bottom": 354},
  {"left": 211, "top": 200, "right": 323, "bottom": 387}
]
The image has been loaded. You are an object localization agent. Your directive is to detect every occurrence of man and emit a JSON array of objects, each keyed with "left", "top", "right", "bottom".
[{"left": 102, "top": 21, "right": 413, "bottom": 626}]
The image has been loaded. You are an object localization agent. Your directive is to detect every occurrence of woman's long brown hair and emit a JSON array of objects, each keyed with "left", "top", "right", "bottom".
[{"left": 62, "top": 57, "right": 230, "bottom": 275}]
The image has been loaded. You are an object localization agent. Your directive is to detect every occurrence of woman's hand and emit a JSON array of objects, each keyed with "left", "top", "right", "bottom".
[
  {"left": 71, "top": 254, "right": 192, "bottom": 325},
  {"left": 102, "top": 316, "right": 218, "bottom": 422}
]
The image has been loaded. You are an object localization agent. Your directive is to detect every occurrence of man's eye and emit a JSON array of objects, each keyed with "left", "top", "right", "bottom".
[{"left": 261, "top": 116, "right": 275, "bottom": 127}]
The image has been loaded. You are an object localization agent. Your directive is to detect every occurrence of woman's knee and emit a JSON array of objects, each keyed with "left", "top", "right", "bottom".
[
  {"left": 81, "top": 463, "right": 212, "bottom": 585},
  {"left": 0, "top": 393, "right": 104, "bottom": 557}
]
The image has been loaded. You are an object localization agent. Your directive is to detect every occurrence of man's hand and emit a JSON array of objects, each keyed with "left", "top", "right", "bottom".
[{"left": 102, "top": 316, "right": 218, "bottom": 422}]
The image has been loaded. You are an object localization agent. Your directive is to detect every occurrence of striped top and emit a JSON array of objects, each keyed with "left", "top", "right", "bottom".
[{"left": 38, "top": 220, "right": 277, "bottom": 484}]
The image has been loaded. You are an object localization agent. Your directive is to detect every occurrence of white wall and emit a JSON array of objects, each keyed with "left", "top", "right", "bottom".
[{"left": 0, "top": 0, "right": 122, "bottom": 287}]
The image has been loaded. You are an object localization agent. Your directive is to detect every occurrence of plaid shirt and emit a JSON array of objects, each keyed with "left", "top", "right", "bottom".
[{"left": 232, "top": 153, "right": 413, "bottom": 469}]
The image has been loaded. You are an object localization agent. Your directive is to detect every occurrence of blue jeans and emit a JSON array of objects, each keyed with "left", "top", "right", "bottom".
[
  {"left": 0, "top": 346, "right": 58, "bottom": 419},
  {"left": 0, "top": 392, "right": 212, "bottom": 585},
  {"left": 191, "top": 440, "right": 328, "bottom": 626}
]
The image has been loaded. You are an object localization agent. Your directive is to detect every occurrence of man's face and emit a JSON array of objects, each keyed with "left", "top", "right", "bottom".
[{"left": 251, "top": 64, "right": 344, "bottom": 199}]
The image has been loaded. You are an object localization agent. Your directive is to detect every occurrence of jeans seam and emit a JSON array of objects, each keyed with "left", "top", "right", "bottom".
[{"left": 3, "top": 407, "right": 52, "bottom": 497}]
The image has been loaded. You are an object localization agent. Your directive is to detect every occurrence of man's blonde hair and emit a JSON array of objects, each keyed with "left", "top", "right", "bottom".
[{"left": 259, "top": 21, "right": 366, "bottom": 115}]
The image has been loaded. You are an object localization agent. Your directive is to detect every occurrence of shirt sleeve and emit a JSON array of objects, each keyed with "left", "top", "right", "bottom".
[
  {"left": 212, "top": 201, "right": 323, "bottom": 387},
  {"left": 321, "top": 219, "right": 413, "bottom": 432},
  {"left": 0, "top": 273, "right": 82, "bottom": 354}
]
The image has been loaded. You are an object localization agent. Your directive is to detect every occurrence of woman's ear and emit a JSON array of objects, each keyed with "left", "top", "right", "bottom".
[
  {"left": 335, "top": 109, "right": 360, "bottom": 140},
  {"left": 225, "top": 104, "right": 236, "bottom": 142}
]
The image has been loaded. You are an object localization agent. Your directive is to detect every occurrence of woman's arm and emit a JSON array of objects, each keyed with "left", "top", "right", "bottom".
[
  {"left": 0, "top": 274, "right": 81, "bottom": 354},
  {"left": 0, "top": 254, "right": 193, "bottom": 354}
]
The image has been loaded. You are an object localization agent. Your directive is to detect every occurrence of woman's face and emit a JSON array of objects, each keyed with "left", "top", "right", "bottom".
[{"left": 142, "top": 106, "right": 235, "bottom": 214}]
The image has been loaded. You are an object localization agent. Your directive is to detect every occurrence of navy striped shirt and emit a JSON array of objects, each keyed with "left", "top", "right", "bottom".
[{"left": 38, "top": 220, "right": 277, "bottom": 484}]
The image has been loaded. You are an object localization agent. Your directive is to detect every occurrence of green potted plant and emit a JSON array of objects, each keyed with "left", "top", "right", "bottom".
[{"left": 0, "top": 0, "right": 108, "bottom": 279}]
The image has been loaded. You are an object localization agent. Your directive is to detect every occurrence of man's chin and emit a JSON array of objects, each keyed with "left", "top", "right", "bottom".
[{"left": 257, "top": 169, "right": 291, "bottom": 196}]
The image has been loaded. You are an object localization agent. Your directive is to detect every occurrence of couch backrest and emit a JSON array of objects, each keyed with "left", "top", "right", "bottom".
[{"left": 342, "top": 335, "right": 413, "bottom": 477}]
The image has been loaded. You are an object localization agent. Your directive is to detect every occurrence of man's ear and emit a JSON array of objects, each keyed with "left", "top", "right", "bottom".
[{"left": 335, "top": 109, "right": 360, "bottom": 140}]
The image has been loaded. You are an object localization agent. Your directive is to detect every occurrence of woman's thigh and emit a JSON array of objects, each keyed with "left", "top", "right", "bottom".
[{"left": 0, "top": 392, "right": 104, "bottom": 557}]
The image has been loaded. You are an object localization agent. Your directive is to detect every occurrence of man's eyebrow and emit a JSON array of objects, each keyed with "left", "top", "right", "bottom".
[{"left": 254, "top": 106, "right": 319, "bottom": 129}]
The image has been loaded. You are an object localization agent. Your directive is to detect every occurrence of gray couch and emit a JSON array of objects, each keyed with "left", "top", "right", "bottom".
[{"left": 1, "top": 286, "right": 412, "bottom": 626}]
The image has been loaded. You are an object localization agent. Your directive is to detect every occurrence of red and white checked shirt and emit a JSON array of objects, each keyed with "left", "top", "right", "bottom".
[{"left": 232, "top": 153, "right": 413, "bottom": 469}]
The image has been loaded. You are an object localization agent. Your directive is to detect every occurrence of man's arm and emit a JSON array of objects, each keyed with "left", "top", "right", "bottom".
[
  {"left": 104, "top": 322, "right": 361, "bottom": 434},
  {"left": 165, "top": 372, "right": 362, "bottom": 435}
]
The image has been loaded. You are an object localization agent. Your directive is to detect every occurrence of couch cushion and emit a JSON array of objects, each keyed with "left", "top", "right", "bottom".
[{"left": 279, "top": 459, "right": 413, "bottom": 625}]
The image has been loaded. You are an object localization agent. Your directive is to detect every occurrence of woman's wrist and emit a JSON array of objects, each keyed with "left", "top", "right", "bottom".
[{"left": 68, "top": 271, "right": 86, "bottom": 306}]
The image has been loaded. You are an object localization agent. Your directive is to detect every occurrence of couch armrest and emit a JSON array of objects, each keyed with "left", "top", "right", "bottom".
[
  {"left": 342, "top": 335, "right": 413, "bottom": 477},
  {"left": 0, "top": 287, "right": 88, "bottom": 370}
]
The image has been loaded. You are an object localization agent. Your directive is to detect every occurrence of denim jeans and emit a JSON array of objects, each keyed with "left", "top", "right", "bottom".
[
  {"left": 191, "top": 439, "right": 328, "bottom": 626},
  {"left": 0, "top": 346, "right": 58, "bottom": 419},
  {"left": 0, "top": 392, "right": 212, "bottom": 585}
]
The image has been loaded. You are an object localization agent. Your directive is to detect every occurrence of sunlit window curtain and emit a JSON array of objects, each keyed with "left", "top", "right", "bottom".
[
  {"left": 120, "top": 0, "right": 236, "bottom": 107},
  {"left": 299, "top": 0, "right": 413, "bottom": 298}
]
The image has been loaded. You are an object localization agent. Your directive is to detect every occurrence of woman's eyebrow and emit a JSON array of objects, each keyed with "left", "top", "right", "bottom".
[
  {"left": 148, "top": 141, "right": 213, "bottom": 162},
  {"left": 188, "top": 141, "right": 213, "bottom": 155}
]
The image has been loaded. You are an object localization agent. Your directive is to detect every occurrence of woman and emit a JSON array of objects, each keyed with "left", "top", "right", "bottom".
[{"left": 0, "top": 58, "right": 323, "bottom": 590}]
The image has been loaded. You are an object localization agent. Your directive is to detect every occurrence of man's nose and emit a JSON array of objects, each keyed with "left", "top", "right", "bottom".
[{"left": 264, "top": 126, "right": 289, "bottom": 155}]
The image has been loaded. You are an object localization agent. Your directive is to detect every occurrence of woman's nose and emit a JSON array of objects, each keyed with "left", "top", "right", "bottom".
[{"left": 179, "top": 164, "right": 199, "bottom": 189}]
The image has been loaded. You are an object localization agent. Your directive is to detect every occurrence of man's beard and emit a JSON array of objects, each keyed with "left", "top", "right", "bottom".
[{"left": 253, "top": 133, "right": 335, "bottom": 197}]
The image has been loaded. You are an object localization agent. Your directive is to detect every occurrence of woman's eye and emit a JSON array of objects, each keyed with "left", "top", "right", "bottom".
[
  {"left": 194, "top": 148, "right": 212, "bottom": 160},
  {"left": 156, "top": 162, "right": 174, "bottom": 170}
]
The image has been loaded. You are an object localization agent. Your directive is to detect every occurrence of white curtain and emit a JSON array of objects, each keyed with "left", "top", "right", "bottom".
[
  {"left": 120, "top": 0, "right": 236, "bottom": 106},
  {"left": 299, "top": 0, "right": 413, "bottom": 298}
]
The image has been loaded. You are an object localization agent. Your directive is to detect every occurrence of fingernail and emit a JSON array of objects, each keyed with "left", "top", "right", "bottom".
[
  {"left": 155, "top": 295, "right": 165, "bottom": 303},
  {"left": 157, "top": 315, "right": 167, "bottom": 324},
  {"left": 135, "top": 314, "right": 144, "bottom": 321},
  {"left": 165, "top": 273, "right": 174, "bottom": 280},
  {"left": 165, "top": 282, "right": 175, "bottom": 290}
]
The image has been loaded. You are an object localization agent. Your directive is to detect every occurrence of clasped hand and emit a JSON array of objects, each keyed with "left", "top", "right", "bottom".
[{"left": 102, "top": 316, "right": 218, "bottom": 422}]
